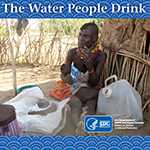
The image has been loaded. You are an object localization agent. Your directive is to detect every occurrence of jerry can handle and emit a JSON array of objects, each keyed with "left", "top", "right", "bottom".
[{"left": 105, "top": 75, "right": 118, "bottom": 86}]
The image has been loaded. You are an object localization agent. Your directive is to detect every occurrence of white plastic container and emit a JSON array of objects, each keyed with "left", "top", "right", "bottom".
[{"left": 97, "top": 75, "right": 143, "bottom": 121}]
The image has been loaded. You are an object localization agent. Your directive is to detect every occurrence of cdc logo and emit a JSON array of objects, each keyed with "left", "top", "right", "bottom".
[{"left": 84, "top": 115, "right": 113, "bottom": 133}]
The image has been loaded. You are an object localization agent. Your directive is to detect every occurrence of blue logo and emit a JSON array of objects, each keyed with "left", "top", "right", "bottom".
[{"left": 84, "top": 115, "right": 113, "bottom": 133}]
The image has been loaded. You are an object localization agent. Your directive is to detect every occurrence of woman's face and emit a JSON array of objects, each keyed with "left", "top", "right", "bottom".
[{"left": 78, "top": 28, "right": 94, "bottom": 50}]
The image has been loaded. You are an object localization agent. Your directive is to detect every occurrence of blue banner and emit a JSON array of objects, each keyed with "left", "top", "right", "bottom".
[
  {"left": 0, "top": 136, "right": 150, "bottom": 149},
  {"left": 0, "top": 0, "right": 150, "bottom": 18}
]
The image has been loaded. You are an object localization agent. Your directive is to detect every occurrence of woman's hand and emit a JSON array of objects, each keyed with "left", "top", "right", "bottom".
[
  {"left": 60, "top": 74, "right": 73, "bottom": 85},
  {"left": 78, "top": 49, "right": 94, "bottom": 71},
  {"left": 60, "top": 64, "right": 70, "bottom": 75}
]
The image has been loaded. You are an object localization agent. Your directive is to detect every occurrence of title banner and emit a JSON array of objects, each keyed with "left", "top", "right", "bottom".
[{"left": 0, "top": 0, "right": 150, "bottom": 18}]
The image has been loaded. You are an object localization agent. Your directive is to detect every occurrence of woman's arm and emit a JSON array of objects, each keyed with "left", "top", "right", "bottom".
[
  {"left": 88, "top": 52, "right": 107, "bottom": 88},
  {"left": 60, "top": 48, "right": 75, "bottom": 84}
]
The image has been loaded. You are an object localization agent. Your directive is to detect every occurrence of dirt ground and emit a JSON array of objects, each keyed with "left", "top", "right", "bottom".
[
  {"left": 0, "top": 64, "right": 150, "bottom": 135},
  {"left": 0, "top": 64, "right": 60, "bottom": 102}
]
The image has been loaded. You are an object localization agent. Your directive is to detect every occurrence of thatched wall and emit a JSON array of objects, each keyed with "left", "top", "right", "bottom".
[{"left": 100, "top": 19, "right": 150, "bottom": 104}]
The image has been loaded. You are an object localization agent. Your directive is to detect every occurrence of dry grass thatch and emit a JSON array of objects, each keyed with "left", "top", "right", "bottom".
[{"left": 100, "top": 19, "right": 150, "bottom": 109}]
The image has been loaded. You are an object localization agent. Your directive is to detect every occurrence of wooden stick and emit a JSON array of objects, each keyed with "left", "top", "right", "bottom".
[
  {"left": 115, "top": 56, "right": 120, "bottom": 77},
  {"left": 138, "top": 66, "right": 147, "bottom": 96},
  {"left": 134, "top": 62, "right": 139, "bottom": 88},
  {"left": 143, "top": 98, "right": 150, "bottom": 112},
  {"left": 143, "top": 66, "right": 149, "bottom": 97},
  {"left": 126, "top": 60, "right": 130, "bottom": 81},
  {"left": 110, "top": 54, "right": 117, "bottom": 75},
  {"left": 131, "top": 60, "right": 136, "bottom": 85},
  {"left": 6, "top": 20, "right": 17, "bottom": 96},
  {"left": 120, "top": 57, "right": 127, "bottom": 79}
]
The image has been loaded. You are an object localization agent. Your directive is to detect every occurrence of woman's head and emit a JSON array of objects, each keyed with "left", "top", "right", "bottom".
[{"left": 78, "top": 22, "right": 99, "bottom": 50}]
